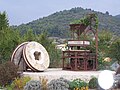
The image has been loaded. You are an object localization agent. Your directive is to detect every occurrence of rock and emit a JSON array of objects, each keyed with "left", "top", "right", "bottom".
[{"left": 110, "top": 61, "right": 119, "bottom": 71}]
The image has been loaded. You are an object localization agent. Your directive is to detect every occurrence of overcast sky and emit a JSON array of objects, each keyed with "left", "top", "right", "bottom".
[{"left": 0, "top": 0, "right": 120, "bottom": 25}]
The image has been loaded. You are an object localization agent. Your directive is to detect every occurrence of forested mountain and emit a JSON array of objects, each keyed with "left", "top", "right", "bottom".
[{"left": 12, "top": 7, "right": 120, "bottom": 38}]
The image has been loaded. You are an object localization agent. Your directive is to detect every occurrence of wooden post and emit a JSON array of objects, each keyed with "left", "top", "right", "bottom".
[
  {"left": 95, "top": 29, "right": 98, "bottom": 70},
  {"left": 62, "top": 51, "right": 65, "bottom": 69}
]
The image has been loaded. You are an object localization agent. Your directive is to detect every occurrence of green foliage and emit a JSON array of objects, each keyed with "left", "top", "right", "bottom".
[
  {"left": 0, "top": 28, "right": 21, "bottom": 63},
  {"left": 37, "top": 31, "right": 51, "bottom": 50},
  {"left": 70, "top": 13, "right": 98, "bottom": 30},
  {"left": 49, "top": 47, "right": 62, "bottom": 67},
  {"left": 37, "top": 32, "right": 62, "bottom": 67},
  {"left": 109, "top": 38, "right": 120, "bottom": 64},
  {"left": 0, "top": 11, "right": 9, "bottom": 30},
  {"left": 24, "top": 80, "right": 42, "bottom": 90},
  {"left": 6, "top": 84, "right": 14, "bottom": 90},
  {"left": 98, "top": 30, "right": 113, "bottom": 68},
  {"left": 69, "top": 79, "right": 88, "bottom": 89},
  {"left": 22, "top": 28, "right": 37, "bottom": 42},
  {"left": 88, "top": 77, "right": 98, "bottom": 89},
  {"left": 0, "top": 61, "right": 18, "bottom": 87},
  {"left": 97, "top": 56, "right": 106, "bottom": 70},
  {"left": 0, "top": 12, "right": 21, "bottom": 63}
]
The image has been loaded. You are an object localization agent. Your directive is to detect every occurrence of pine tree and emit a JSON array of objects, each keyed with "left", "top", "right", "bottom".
[
  {"left": 0, "top": 12, "right": 21, "bottom": 63},
  {"left": 0, "top": 11, "right": 9, "bottom": 30}
]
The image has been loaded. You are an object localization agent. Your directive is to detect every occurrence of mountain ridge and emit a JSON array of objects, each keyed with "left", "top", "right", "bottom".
[{"left": 13, "top": 7, "right": 120, "bottom": 38}]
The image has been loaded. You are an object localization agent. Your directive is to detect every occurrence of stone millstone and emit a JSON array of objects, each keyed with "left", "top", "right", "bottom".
[
  {"left": 23, "top": 41, "right": 50, "bottom": 71},
  {"left": 11, "top": 41, "right": 50, "bottom": 72},
  {"left": 11, "top": 42, "right": 28, "bottom": 71}
]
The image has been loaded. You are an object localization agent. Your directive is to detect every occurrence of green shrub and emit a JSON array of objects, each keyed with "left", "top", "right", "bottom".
[
  {"left": 69, "top": 79, "right": 88, "bottom": 90},
  {"left": 89, "top": 77, "right": 98, "bottom": 89},
  {"left": 5, "top": 84, "right": 15, "bottom": 90},
  {"left": 0, "top": 61, "right": 18, "bottom": 87}
]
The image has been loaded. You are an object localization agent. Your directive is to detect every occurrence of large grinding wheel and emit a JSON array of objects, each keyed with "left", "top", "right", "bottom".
[
  {"left": 11, "top": 42, "right": 29, "bottom": 71},
  {"left": 23, "top": 41, "right": 50, "bottom": 71}
]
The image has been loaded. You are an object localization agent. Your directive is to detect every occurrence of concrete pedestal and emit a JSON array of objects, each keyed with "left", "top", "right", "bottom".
[{"left": 23, "top": 68, "right": 109, "bottom": 82}]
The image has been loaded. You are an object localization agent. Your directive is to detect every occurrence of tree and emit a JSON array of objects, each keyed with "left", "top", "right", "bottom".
[
  {"left": 0, "top": 12, "right": 21, "bottom": 63},
  {"left": 37, "top": 31, "right": 62, "bottom": 67},
  {"left": 97, "top": 30, "right": 114, "bottom": 70},
  {"left": 109, "top": 38, "right": 120, "bottom": 64},
  {"left": 0, "top": 11, "right": 10, "bottom": 63},
  {"left": 98, "top": 30, "right": 113, "bottom": 57},
  {"left": 0, "top": 11, "right": 9, "bottom": 30},
  {"left": 22, "top": 28, "right": 36, "bottom": 42}
]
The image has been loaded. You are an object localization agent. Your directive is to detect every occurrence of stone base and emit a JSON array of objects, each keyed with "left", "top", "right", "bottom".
[{"left": 23, "top": 68, "right": 115, "bottom": 83}]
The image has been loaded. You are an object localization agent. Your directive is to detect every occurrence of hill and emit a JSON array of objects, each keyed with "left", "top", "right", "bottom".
[
  {"left": 12, "top": 7, "right": 120, "bottom": 38},
  {"left": 115, "top": 14, "right": 120, "bottom": 19}
]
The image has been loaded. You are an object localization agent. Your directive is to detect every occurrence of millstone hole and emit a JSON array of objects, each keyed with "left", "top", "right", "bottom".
[{"left": 34, "top": 51, "right": 41, "bottom": 60}]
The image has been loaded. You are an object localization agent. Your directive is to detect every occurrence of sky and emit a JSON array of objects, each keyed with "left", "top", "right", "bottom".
[{"left": 0, "top": 0, "right": 120, "bottom": 25}]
